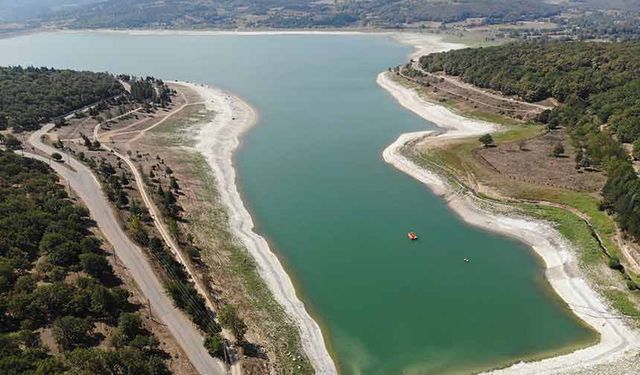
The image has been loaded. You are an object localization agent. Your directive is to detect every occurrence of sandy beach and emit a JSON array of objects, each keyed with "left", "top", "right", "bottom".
[
  {"left": 178, "top": 82, "right": 337, "bottom": 374},
  {"left": 378, "top": 66, "right": 640, "bottom": 373}
]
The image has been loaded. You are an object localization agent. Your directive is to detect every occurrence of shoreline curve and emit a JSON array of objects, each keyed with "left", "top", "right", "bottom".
[
  {"left": 377, "top": 68, "right": 640, "bottom": 374},
  {"left": 176, "top": 82, "right": 337, "bottom": 374}
]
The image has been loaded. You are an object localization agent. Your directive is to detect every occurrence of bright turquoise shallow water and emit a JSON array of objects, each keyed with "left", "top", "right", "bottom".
[{"left": 0, "top": 32, "right": 595, "bottom": 374}]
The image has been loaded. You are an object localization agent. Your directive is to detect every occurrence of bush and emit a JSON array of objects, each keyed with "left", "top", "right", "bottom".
[
  {"left": 479, "top": 134, "right": 493, "bottom": 147},
  {"left": 218, "top": 304, "right": 247, "bottom": 343},
  {"left": 552, "top": 142, "right": 565, "bottom": 157},
  {"left": 203, "top": 334, "right": 225, "bottom": 359},
  {"left": 51, "top": 152, "right": 63, "bottom": 162},
  {"left": 3, "top": 134, "right": 22, "bottom": 150},
  {"left": 608, "top": 256, "right": 623, "bottom": 271},
  {"left": 79, "top": 253, "right": 112, "bottom": 279},
  {"left": 52, "top": 316, "right": 94, "bottom": 350}
]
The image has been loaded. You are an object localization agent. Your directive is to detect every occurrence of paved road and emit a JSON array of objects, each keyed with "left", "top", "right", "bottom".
[{"left": 28, "top": 124, "right": 225, "bottom": 375}]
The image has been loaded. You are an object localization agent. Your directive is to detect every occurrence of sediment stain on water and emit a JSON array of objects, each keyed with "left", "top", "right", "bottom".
[{"left": 0, "top": 32, "right": 596, "bottom": 374}]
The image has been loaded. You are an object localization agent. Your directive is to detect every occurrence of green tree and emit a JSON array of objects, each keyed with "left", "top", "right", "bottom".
[
  {"left": 479, "top": 134, "right": 493, "bottom": 148},
  {"left": 218, "top": 304, "right": 247, "bottom": 343},
  {"left": 52, "top": 316, "right": 94, "bottom": 350},
  {"left": 170, "top": 176, "right": 179, "bottom": 190},
  {"left": 79, "top": 253, "right": 112, "bottom": 279},
  {"left": 3, "top": 134, "right": 21, "bottom": 150},
  {"left": 128, "top": 216, "right": 149, "bottom": 246},
  {"left": 203, "top": 334, "right": 225, "bottom": 359}
]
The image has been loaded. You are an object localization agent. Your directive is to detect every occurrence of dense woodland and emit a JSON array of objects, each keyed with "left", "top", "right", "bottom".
[
  {"left": 0, "top": 150, "right": 170, "bottom": 374},
  {"left": 419, "top": 41, "right": 640, "bottom": 240},
  {"left": 0, "top": 67, "right": 177, "bottom": 132},
  {"left": 0, "top": 66, "right": 124, "bottom": 131}
]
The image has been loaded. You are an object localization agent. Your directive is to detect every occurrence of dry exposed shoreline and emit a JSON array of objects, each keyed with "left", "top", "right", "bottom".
[
  {"left": 178, "top": 82, "right": 337, "bottom": 374},
  {"left": 130, "top": 31, "right": 640, "bottom": 374},
  {"left": 378, "top": 62, "right": 640, "bottom": 373}
]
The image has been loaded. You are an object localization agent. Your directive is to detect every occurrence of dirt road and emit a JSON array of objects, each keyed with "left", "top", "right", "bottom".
[{"left": 28, "top": 124, "right": 225, "bottom": 375}]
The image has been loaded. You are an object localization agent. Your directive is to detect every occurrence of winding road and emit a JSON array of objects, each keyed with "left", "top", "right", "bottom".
[{"left": 28, "top": 124, "right": 225, "bottom": 375}]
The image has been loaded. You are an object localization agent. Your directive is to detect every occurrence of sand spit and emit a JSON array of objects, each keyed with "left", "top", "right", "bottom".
[
  {"left": 177, "top": 82, "right": 337, "bottom": 374},
  {"left": 389, "top": 33, "right": 465, "bottom": 61},
  {"left": 378, "top": 68, "right": 640, "bottom": 374}
]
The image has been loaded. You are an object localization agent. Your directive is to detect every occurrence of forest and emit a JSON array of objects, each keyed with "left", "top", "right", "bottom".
[
  {"left": 419, "top": 40, "right": 640, "bottom": 241},
  {"left": 0, "top": 150, "right": 170, "bottom": 374},
  {"left": 0, "top": 66, "right": 124, "bottom": 131}
]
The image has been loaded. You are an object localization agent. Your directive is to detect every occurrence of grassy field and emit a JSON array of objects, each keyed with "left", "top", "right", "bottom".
[{"left": 141, "top": 99, "right": 315, "bottom": 374}]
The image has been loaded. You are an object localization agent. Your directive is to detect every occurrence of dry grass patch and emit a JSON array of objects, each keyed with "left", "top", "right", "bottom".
[{"left": 479, "top": 128, "right": 607, "bottom": 192}]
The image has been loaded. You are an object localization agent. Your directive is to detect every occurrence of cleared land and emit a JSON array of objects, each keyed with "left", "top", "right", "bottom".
[{"left": 478, "top": 128, "right": 607, "bottom": 192}]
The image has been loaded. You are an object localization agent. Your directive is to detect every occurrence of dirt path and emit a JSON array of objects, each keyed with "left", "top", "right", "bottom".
[
  {"left": 93, "top": 89, "right": 242, "bottom": 375},
  {"left": 27, "top": 124, "right": 226, "bottom": 375},
  {"left": 411, "top": 61, "right": 553, "bottom": 111}
]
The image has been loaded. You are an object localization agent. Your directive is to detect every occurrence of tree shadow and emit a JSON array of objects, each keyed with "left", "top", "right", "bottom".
[{"left": 242, "top": 342, "right": 268, "bottom": 360}]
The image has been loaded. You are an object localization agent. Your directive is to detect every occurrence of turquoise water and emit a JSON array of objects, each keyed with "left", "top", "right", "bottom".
[{"left": 0, "top": 32, "right": 595, "bottom": 374}]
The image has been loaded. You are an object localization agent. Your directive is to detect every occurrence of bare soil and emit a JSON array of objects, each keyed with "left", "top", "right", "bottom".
[{"left": 478, "top": 128, "right": 607, "bottom": 193}]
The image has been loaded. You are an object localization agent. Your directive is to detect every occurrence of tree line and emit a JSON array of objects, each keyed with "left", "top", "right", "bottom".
[
  {"left": 0, "top": 66, "right": 124, "bottom": 132},
  {"left": 419, "top": 40, "right": 640, "bottom": 241},
  {"left": 41, "top": 0, "right": 559, "bottom": 29}
]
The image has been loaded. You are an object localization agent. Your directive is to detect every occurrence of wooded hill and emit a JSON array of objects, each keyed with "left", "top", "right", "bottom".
[
  {"left": 39, "top": 0, "right": 559, "bottom": 29},
  {"left": 0, "top": 150, "right": 171, "bottom": 373},
  {"left": 0, "top": 66, "right": 124, "bottom": 131},
  {"left": 419, "top": 40, "right": 640, "bottom": 240}
]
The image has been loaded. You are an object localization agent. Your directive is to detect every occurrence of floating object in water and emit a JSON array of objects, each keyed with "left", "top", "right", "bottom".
[
  {"left": 407, "top": 232, "right": 418, "bottom": 241},
  {"left": 464, "top": 257, "right": 470, "bottom": 263}
]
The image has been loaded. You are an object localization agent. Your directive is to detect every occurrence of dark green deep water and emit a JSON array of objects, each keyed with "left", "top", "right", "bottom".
[{"left": 0, "top": 32, "right": 595, "bottom": 374}]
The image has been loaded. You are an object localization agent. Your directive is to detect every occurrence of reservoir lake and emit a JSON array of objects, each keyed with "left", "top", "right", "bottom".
[{"left": 0, "top": 32, "right": 596, "bottom": 374}]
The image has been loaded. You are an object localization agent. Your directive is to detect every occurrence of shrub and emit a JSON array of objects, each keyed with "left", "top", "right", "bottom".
[
  {"left": 552, "top": 142, "right": 565, "bottom": 157},
  {"left": 479, "top": 134, "right": 493, "bottom": 147},
  {"left": 608, "top": 256, "right": 623, "bottom": 271},
  {"left": 203, "top": 334, "right": 225, "bottom": 359}
]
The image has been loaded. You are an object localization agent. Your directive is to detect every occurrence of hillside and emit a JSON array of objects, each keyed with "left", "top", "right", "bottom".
[
  {"left": 418, "top": 40, "right": 640, "bottom": 240},
  {"left": 38, "top": 0, "right": 559, "bottom": 29},
  {"left": 0, "top": 66, "right": 124, "bottom": 131}
]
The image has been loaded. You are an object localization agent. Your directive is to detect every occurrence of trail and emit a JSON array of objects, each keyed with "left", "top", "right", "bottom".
[{"left": 27, "top": 124, "right": 226, "bottom": 375}]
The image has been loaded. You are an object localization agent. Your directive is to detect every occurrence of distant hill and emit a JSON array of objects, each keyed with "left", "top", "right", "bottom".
[
  {"left": 0, "top": 0, "right": 102, "bottom": 22},
  {"left": 32, "top": 0, "right": 560, "bottom": 29}
]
